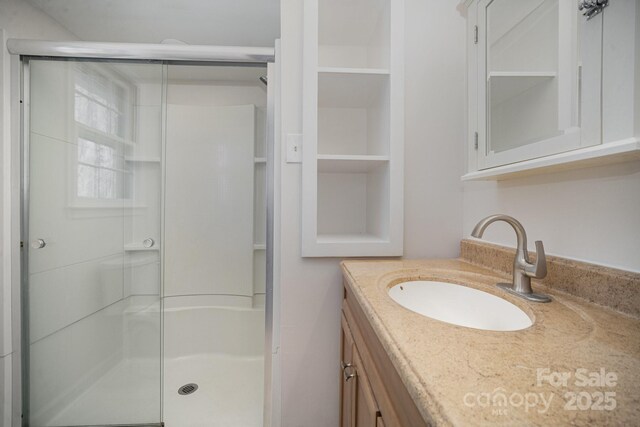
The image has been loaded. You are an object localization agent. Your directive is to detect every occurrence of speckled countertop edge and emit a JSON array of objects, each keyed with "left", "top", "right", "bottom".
[
  {"left": 340, "top": 258, "right": 640, "bottom": 426},
  {"left": 342, "top": 263, "right": 452, "bottom": 426}
]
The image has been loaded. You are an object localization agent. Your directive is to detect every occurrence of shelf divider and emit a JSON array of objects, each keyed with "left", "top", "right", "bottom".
[
  {"left": 317, "top": 154, "right": 389, "bottom": 173},
  {"left": 318, "top": 67, "right": 390, "bottom": 75},
  {"left": 489, "top": 71, "right": 557, "bottom": 105}
]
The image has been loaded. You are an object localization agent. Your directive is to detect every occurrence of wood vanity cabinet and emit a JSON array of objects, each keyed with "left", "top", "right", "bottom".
[
  {"left": 341, "top": 316, "right": 380, "bottom": 426},
  {"left": 340, "top": 281, "right": 428, "bottom": 427}
]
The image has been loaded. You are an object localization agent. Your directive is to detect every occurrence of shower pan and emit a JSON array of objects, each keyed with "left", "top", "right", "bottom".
[{"left": 13, "top": 41, "right": 276, "bottom": 427}]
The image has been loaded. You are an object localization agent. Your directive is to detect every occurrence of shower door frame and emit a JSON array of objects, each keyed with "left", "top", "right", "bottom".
[{"left": 12, "top": 41, "right": 278, "bottom": 427}]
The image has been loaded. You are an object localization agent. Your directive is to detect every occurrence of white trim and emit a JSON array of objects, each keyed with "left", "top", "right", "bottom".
[
  {"left": 10, "top": 51, "right": 23, "bottom": 427},
  {"left": 317, "top": 67, "right": 390, "bottom": 75},
  {"left": 479, "top": 127, "right": 581, "bottom": 170},
  {"left": 301, "top": 0, "right": 319, "bottom": 257},
  {"left": 461, "top": 137, "right": 640, "bottom": 180},
  {"left": 265, "top": 39, "right": 281, "bottom": 427},
  {"left": 474, "top": 0, "right": 586, "bottom": 171},
  {"left": 7, "top": 39, "right": 275, "bottom": 63}
]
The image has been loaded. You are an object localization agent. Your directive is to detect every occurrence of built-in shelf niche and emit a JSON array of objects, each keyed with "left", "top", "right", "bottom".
[
  {"left": 317, "top": 163, "right": 389, "bottom": 241},
  {"left": 318, "top": 71, "right": 390, "bottom": 156},
  {"left": 318, "top": 0, "right": 390, "bottom": 69},
  {"left": 302, "top": 0, "right": 403, "bottom": 257}
]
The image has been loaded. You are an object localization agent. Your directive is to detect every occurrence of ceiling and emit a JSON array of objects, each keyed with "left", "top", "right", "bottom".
[{"left": 25, "top": 0, "right": 280, "bottom": 47}]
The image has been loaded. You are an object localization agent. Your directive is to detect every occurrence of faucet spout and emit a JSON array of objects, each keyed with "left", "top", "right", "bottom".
[
  {"left": 471, "top": 214, "right": 530, "bottom": 263},
  {"left": 471, "top": 214, "right": 551, "bottom": 303}
]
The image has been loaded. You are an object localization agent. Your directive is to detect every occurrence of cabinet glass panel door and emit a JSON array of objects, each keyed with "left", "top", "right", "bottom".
[
  {"left": 25, "top": 59, "right": 163, "bottom": 426},
  {"left": 478, "top": 0, "right": 595, "bottom": 169}
]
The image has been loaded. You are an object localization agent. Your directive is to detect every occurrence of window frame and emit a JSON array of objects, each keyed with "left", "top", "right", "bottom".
[{"left": 67, "top": 62, "right": 137, "bottom": 209}]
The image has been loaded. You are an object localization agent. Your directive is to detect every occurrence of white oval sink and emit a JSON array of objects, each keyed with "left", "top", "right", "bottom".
[{"left": 388, "top": 281, "right": 532, "bottom": 331}]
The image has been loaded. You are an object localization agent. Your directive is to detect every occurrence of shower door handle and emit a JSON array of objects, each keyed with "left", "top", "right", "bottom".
[{"left": 31, "top": 239, "right": 46, "bottom": 249}]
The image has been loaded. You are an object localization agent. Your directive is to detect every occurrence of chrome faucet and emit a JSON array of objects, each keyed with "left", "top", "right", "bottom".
[{"left": 471, "top": 214, "right": 551, "bottom": 303}]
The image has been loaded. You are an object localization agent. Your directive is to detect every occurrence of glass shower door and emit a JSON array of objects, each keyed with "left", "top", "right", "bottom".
[{"left": 25, "top": 59, "right": 164, "bottom": 426}]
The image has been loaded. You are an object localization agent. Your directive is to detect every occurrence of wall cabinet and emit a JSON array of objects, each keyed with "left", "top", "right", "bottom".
[
  {"left": 302, "top": 0, "right": 404, "bottom": 257},
  {"left": 340, "top": 281, "right": 428, "bottom": 427},
  {"left": 463, "top": 0, "right": 640, "bottom": 180}
]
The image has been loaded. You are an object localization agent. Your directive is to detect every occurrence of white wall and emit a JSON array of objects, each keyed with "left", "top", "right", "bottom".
[
  {"left": 0, "top": 1, "right": 79, "bottom": 424},
  {"left": 277, "top": 1, "right": 465, "bottom": 425},
  {"left": 164, "top": 103, "right": 256, "bottom": 300},
  {"left": 403, "top": 0, "right": 465, "bottom": 260},
  {"left": 462, "top": 161, "right": 640, "bottom": 272}
]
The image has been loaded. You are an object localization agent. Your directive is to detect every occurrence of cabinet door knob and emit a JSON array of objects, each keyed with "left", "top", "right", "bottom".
[
  {"left": 344, "top": 367, "right": 356, "bottom": 382},
  {"left": 31, "top": 239, "right": 46, "bottom": 249},
  {"left": 143, "top": 238, "right": 155, "bottom": 248}
]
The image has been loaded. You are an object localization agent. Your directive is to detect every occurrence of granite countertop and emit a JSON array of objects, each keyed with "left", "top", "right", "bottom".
[{"left": 340, "top": 258, "right": 640, "bottom": 426}]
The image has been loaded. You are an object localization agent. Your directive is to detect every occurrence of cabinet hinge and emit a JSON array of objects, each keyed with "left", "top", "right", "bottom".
[
  {"left": 474, "top": 25, "right": 478, "bottom": 44},
  {"left": 474, "top": 132, "right": 479, "bottom": 150}
]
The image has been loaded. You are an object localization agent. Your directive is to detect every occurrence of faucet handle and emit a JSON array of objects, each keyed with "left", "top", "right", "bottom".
[{"left": 526, "top": 240, "right": 547, "bottom": 279}]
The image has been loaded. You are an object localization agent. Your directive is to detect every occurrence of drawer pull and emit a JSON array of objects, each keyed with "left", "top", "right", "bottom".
[
  {"left": 344, "top": 368, "right": 356, "bottom": 382},
  {"left": 342, "top": 364, "right": 356, "bottom": 382}
]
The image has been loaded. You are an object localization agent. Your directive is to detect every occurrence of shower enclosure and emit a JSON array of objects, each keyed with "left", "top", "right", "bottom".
[{"left": 16, "top": 42, "right": 275, "bottom": 427}]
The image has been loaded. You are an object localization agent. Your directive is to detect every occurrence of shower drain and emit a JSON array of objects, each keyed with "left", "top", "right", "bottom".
[{"left": 178, "top": 383, "right": 199, "bottom": 395}]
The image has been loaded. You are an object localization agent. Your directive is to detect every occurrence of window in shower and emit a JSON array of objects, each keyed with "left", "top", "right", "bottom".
[
  {"left": 76, "top": 138, "right": 123, "bottom": 199},
  {"left": 74, "top": 63, "right": 132, "bottom": 140},
  {"left": 72, "top": 64, "right": 134, "bottom": 203}
]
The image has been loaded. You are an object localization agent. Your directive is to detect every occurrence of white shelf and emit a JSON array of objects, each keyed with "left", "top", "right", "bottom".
[
  {"left": 253, "top": 243, "right": 266, "bottom": 250},
  {"left": 317, "top": 154, "right": 389, "bottom": 173},
  {"left": 488, "top": 71, "right": 557, "bottom": 78},
  {"left": 462, "top": 137, "right": 640, "bottom": 180},
  {"left": 124, "top": 157, "right": 161, "bottom": 163},
  {"left": 124, "top": 244, "right": 160, "bottom": 252},
  {"left": 316, "top": 234, "right": 388, "bottom": 244},
  {"left": 318, "top": 67, "right": 390, "bottom": 75},
  {"left": 489, "top": 71, "right": 556, "bottom": 105},
  {"left": 254, "top": 157, "right": 266, "bottom": 164}
]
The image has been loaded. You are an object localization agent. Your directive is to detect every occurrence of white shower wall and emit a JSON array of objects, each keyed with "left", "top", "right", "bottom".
[
  {"left": 164, "top": 80, "right": 267, "bottom": 305},
  {"left": 165, "top": 104, "right": 255, "bottom": 298}
]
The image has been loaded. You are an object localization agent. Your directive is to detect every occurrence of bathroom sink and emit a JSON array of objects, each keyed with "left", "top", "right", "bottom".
[{"left": 388, "top": 281, "right": 532, "bottom": 331}]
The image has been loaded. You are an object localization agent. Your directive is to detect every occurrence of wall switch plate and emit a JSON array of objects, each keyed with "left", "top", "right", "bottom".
[{"left": 286, "top": 134, "right": 302, "bottom": 163}]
